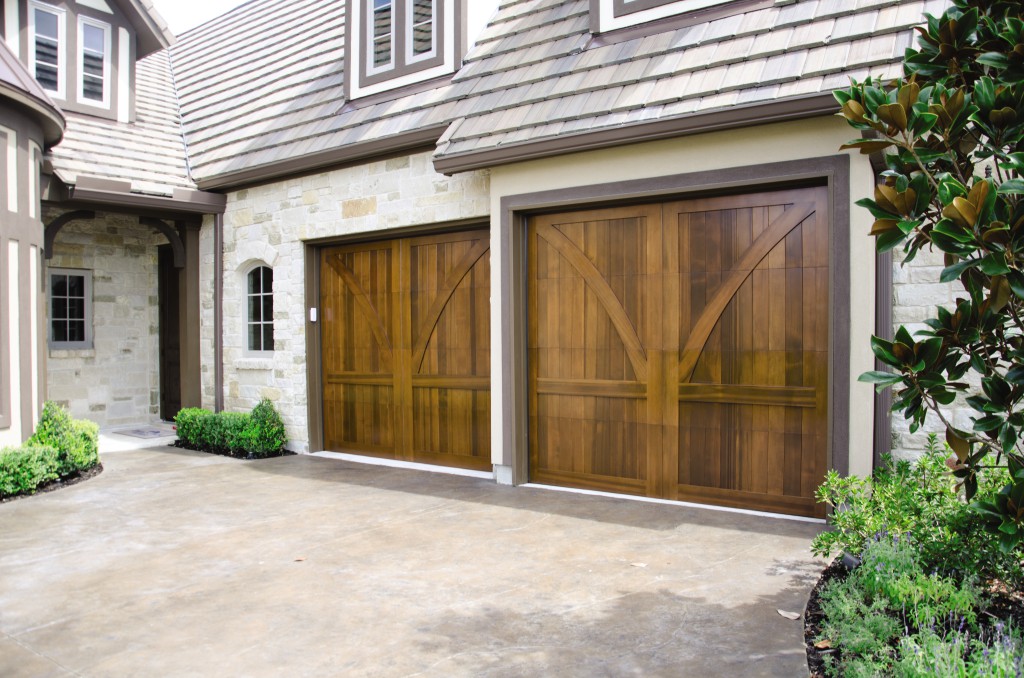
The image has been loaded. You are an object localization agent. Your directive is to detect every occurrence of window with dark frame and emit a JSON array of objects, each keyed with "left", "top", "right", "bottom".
[
  {"left": 247, "top": 266, "right": 274, "bottom": 352},
  {"left": 49, "top": 269, "right": 92, "bottom": 349},
  {"left": 612, "top": 0, "right": 680, "bottom": 16},
  {"left": 362, "top": 0, "right": 442, "bottom": 85}
]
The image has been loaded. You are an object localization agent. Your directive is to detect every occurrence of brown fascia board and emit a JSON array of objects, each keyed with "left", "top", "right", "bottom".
[
  {"left": 0, "top": 83, "right": 65, "bottom": 146},
  {"left": 115, "top": 0, "right": 175, "bottom": 56},
  {"left": 194, "top": 124, "right": 451, "bottom": 192},
  {"left": 432, "top": 92, "right": 840, "bottom": 175},
  {"left": 68, "top": 176, "right": 226, "bottom": 214}
]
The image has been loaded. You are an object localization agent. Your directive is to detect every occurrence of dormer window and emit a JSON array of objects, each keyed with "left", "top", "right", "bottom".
[
  {"left": 78, "top": 17, "right": 110, "bottom": 106},
  {"left": 347, "top": 0, "right": 456, "bottom": 100},
  {"left": 29, "top": 1, "right": 65, "bottom": 98},
  {"left": 594, "top": 0, "right": 733, "bottom": 33}
]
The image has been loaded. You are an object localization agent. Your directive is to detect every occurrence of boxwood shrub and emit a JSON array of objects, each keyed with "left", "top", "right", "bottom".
[
  {"left": 174, "top": 399, "right": 287, "bottom": 459},
  {"left": 26, "top": 401, "right": 99, "bottom": 475},
  {"left": 0, "top": 446, "right": 60, "bottom": 498},
  {"left": 0, "top": 402, "right": 101, "bottom": 499}
]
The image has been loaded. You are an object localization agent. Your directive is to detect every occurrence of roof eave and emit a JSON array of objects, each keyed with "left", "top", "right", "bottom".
[
  {"left": 116, "top": 0, "right": 175, "bottom": 57},
  {"left": 194, "top": 125, "right": 450, "bottom": 192},
  {"left": 432, "top": 92, "right": 840, "bottom": 176},
  {"left": 65, "top": 176, "right": 225, "bottom": 215},
  {"left": 0, "top": 83, "right": 65, "bottom": 146}
]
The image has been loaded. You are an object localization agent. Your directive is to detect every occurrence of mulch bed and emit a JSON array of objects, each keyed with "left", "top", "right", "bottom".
[
  {"left": 171, "top": 440, "right": 295, "bottom": 460},
  {"left": 0, "top": 463, "right": 104, "bottom": 504},
  {"left": 804, "top": 559, "right": 1024, "bottom": 677}
]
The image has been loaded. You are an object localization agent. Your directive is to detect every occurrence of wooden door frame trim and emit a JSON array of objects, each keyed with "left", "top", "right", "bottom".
[
  {"left": 304, "top": 217, "right": 490, "bottom": 454},
  {"left": 499, "top": 154, "right": 851, "bottom": 486}
]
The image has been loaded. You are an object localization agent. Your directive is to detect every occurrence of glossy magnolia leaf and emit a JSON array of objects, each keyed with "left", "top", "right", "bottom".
[
  {"left": 938, "top": 178, "right": 968, "bottom": 205},
  {"left": 975, "top": 414, "right": 1005, "bottom": 432},
  {"left": 978, "top": 253, "right": 1011, "bottom": 275},
  {"left": 997, "top": 178, "right": 1024, "bottom": 194},
  {"left": 998, "top": 152, "right": 1024, "bottom": 171},
  {"left": 1008, "top": 271, "right": 1024, "bottom": 299},
  {"left": 840, "top": 139, "right": 897, "bottom": 154},
  {"left": 940, "top": 258, "right": 977, "bottom": 282},
  {"left": 977, "top": 52, "right": 1012, "bottom": 69},
  {"left": 947, "top": 427, "right": 971, "bottom": 462},
  {"left": 999, "top": 423, "right": 1017, "bottom": 454},
  {"left": 933, "top": 218, "right": 974, "bottom": 243}
]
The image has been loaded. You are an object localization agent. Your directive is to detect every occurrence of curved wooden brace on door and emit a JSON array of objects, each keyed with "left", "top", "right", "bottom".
[
  {"left": 324, "top": 253, "right": 394, "bottom": 369},
  {"left": 536, "top": 222, "right": 648, "bottom": 382},
  {"left": 139, "top": 217, "right": 186, "bottom": 269},
  {"left": 43, "top": 210, "right": 96, "bottom": 259},
  {"left": 411, "top": 238, "right": 489, "bottom": 373},
  {"left": 678, "top": 202, "right": 817, "bottom": 383}
]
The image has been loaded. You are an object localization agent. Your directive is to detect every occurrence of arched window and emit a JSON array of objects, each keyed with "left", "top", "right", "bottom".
[{"left": 247, "top": 266, "right": 274, "bottom": 352}]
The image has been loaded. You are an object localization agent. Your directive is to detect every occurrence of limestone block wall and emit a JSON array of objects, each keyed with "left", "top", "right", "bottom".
[
  {"left": 209, "top": 151, "right": 490, "bottom": 451},
  {"left": 889, "top": 246, "right": 972, "bottom": 459},
  {"left": 45, "top": 209, "right": 165, "bottom": 428}
]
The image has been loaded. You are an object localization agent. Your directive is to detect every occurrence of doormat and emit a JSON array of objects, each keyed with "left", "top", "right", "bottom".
[{"left": 114, "top": 427, "right": 175, "bottom": 439}]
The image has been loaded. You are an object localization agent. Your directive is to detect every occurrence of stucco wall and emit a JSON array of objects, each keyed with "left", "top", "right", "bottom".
[
  {"left": 209, "top": 150, "right": 490, "bottom": 451},
  {"left": 487, "top": 115, "right": 879, "bottom": 479},
  {"left": 45, "top": 210, "right": 165, "bottom": 428}
]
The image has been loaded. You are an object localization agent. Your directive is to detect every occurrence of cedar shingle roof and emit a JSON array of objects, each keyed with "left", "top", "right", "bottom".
[
  {"left": 48, "top": 48, "right": 194, "bottom": 196},
  {"left": 432, "top": 0, "right": 948, "bottom": 169}
]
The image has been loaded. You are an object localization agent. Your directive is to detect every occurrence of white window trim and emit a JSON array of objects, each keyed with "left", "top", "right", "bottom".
[
  {"left": 349, "top": 0, "right": 456, "bottom": 100},
  {"left": 28, "top": 1, "right": 66, "bottom": 100},
  {"left": 597, "top": 0, "right": 725, "bottom": 33},
  {"left": 77, "top": 15, "right": 111, "bottom": 109},
  {"left": 48, "top": 268, "right": 93, "bottom": 350},
  {"left": 245, "top": 265, "right": 274, "bottom": 354},
  {"left": 405, "top": 0, "right": 438, "bottom": 66},
  {"left": 0, "top": 125, "right": 16, "bottom": 214},
  {"left": 28, "top": 141, "right": 41, "bottom": 220}
]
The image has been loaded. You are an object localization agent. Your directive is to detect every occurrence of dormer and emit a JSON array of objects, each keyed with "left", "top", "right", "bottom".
[
  {"left": 0, "top": 0, "right": 172, "bottom": 123},
  {"left": 344, "top": 0, "right": 493, "bottom": 101},
  {"left": 592, "top": 0, "right": 751, "bottom": 34}
]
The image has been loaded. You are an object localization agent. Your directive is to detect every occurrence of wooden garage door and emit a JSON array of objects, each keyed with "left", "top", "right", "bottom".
[
  {"left": 320, "top": 230, "right": 490, "bottom": 471},
  {"left": 528, "top": 187, "right": 828, "bottom": 517}
]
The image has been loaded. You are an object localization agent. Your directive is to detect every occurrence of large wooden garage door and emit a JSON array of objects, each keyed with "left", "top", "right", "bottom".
[
  {"left": 320, "top": 230, "right": 490, "bottom": 471},
  {"left": 528, "top": 187, "right": 828, "bottom": 517}
]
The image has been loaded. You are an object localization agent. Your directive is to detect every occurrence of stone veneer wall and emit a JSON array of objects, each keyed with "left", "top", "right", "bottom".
[
  {"left": 890, "top": 246, "right": 971, "bottom": 460},
  {"left": 208, "top": 151, "right": 490, "bottom": 451},
  {"left": 45, "top": 209, "right": 165, "bottom": 428}
]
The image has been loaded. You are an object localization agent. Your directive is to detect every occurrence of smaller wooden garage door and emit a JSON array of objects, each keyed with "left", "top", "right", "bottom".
[
  {"left": 528, "top": 187, "right": 829, "bottom": 517},
  {"left": 320, "top": 230, "right": 490, "bottom": 470}
]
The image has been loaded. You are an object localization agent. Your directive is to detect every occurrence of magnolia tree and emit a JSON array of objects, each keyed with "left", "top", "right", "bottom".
[{"left": 837, "top": 0, "right": 1024, "bottom": 550}]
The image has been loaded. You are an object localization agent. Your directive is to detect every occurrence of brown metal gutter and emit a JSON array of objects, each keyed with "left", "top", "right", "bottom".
[
  {"left": 214, "top": 212, "right": 224, "bottom": 413},
  {"left": 432, "top": 93, "right": 839, "bottom": 175},
  {"left": 195, "top": 125, "right": 450, "bottom": 191},
  {"left": 67, "top": 176, "right": 226, "bottom": 214}
]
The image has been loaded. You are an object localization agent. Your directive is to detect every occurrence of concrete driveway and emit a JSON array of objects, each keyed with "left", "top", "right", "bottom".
[{"left": 0, "top": 437, "right": 824, "bottom": 677}]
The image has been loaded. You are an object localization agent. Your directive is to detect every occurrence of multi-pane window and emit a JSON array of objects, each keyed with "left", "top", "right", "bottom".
[
  {"left": 31, "top": 3, "right": 63, "bottom": 96},
  {"left": 409, "top": 0, "right": 435, "bottom": 61},
  {"left": 49, "top": 269, "right": 92, "bottom": 349},
  {"left": 247, "top": 266, "right": 274, "bottom": 352},
  {"left": 372, "top": 0, "right": 393, "bottom": 69},
  {"left": 364, "top": 0, "right": 439, "bottom": 77},
  {"left": 597, "top": 0, "right": 729, "bottom": 32},
  {"left": 79, "top": 18, "right": 109, "bottom": 104}
]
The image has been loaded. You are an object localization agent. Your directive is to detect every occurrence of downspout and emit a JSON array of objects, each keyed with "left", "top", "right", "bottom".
[{"left": 214, "top": 212, "right": 224, "bottom": 413}]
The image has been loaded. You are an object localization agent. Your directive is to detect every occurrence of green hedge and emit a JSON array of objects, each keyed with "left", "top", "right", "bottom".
[
  {"left": 0, "top": 402, "right": 101, "bottom": 499},
  {"left": 0, "top": 446, "right": 60, "bottom": 498},
  {"left": 174, "top": 399, "right": 287, "bottom": 458}
]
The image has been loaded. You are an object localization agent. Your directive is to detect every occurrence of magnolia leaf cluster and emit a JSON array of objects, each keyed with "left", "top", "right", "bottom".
[{"left": 839, "top": 0, "right": 1024, "bottom": 551}]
